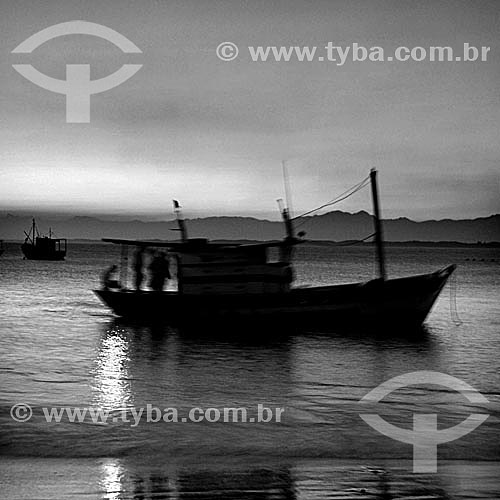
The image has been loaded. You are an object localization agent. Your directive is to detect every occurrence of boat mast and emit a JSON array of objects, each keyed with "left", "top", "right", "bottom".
[
  {"left": 370, "top": 168, "right": 387, "bottom": 280},
  {"left": 32, "top": 218, "right": 36, "bottom": 244},
  {"left": 173, "top": 200, "right": 188, "bottom": 243}
]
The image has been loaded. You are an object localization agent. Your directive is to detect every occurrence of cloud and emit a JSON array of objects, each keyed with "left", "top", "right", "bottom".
[{"left": 0, "top": 0, "right": 498, "bottom": 219}]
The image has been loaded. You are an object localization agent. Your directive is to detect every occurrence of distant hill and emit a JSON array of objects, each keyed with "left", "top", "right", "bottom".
[{"left": 1, "top": 211, "right": 499, "bottom": 243}]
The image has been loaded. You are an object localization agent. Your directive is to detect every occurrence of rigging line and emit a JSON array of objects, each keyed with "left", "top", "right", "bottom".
[
  {"left": 293, "top": 177, "right": 371, "bottom": 231},
  {"left": 292, "top": 175, "right": 370, "bottom": 222}
]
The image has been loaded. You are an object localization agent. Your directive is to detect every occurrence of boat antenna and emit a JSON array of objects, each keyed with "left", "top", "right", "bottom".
[
  {"left": 277, "top": 161, "right": 295, "bottom": 242},
  {"left": 172, "top": 200, "right": 188, "bottom": 243},
  {"left": 282, "top": 160, "right": 293, "bottom": 216},
  {"left": 370, "top": 168, "right": 387, "bottom": 280}
]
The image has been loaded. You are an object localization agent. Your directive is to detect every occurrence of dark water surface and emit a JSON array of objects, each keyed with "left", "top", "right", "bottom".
[{"left": 1, "top": 242, "right": 499, "bottom": 499}]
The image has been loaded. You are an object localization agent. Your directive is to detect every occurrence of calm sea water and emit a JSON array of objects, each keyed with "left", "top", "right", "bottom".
[{"left": 1, "top": 242, "right": 499, "bottom": 499}]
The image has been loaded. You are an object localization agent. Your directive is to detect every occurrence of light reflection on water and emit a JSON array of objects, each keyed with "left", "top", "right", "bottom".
[
  {"left": 93, "top": 328, "right": 133, "bottom": 410},
  {"left": 100, "top": 459, "right": 125, "bottom": 500}
]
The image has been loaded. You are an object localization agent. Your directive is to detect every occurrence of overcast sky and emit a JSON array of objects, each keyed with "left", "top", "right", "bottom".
[{"left": 1, "top": 0, "right": 499, "bottom": 220}]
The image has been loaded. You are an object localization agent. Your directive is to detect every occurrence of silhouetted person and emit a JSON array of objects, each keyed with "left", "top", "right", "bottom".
[
  {"left": 149, "top": 251, "right": 170, "bottom": 291},
  {"left": 134, "top": 247, "right": 146, "bottom": 291},
  {"left": 102, "top": 264, "right": 120, "bottom": 290}
]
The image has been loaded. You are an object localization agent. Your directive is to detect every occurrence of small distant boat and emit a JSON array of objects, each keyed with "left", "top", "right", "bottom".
[
  {"left": 0, "top": 240, "right": 4, "bottom": 256},
  {"left": 21, "top": 219, "right": 67, "bottom": 261},
  {"left": 94, "top": 170, "right": 455, "bottom": 328}
]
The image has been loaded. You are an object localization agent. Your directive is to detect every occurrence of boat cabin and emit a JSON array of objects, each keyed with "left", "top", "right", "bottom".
[
  {"left": 33, "top": 236, "right": 67, "bottom": 254},
  {"left": 103, "top": 237, "right": 295, "bottom": 295},
  {"left": 177, "top": 239, "right": 293, "bottom": 294}
]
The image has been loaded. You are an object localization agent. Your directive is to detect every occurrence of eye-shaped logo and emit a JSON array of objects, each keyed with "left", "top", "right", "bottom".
[
  {"left": 359, "top": 371, "right": 489, "bottom": 473},
  {"left": 12, "top": 20, "right": 142, "bottom": 123}
]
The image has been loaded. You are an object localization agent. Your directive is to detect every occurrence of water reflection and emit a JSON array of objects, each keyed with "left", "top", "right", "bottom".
[
  {"left": 96, "top": 461, "right": 461, "bottom": 499},
  {"left": 93, "top": 326, "right": 133, "bottom": 409},
  {"left": 91, "top": 319, "right": 436, "bottom": 434},
  {"left": 101, "top": 464, "right": 296, "bottom": 499},
  {"left": 88, "top": 321, "right": 492, "bottom": 499},
  {"left": 100, "top": 459, "right": 125, "bottom": 500},
  {"left": 90, "top": 320, "right": 296, "bottom": 461}
]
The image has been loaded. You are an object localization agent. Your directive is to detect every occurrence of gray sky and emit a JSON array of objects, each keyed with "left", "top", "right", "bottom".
[{"left": 1, "top": 0, "right": 499, "bottom": 220}]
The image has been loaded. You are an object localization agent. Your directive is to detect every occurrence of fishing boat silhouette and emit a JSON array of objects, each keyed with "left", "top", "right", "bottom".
[{"left": 94, "top": 170, "right": 455, "bottom": 328}]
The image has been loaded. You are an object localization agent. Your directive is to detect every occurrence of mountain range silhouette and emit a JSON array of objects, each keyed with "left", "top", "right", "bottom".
[{"left": 1, "top": 211, "right": 498, "bottom": 243}]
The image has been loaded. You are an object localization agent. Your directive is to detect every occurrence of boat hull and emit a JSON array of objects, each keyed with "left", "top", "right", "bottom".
[
  {"left": 21, "top": 244, "right": 66, "bottom": 261},
  {"left": 94, "top": 265, "right": 455, "bottom": 328}
]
